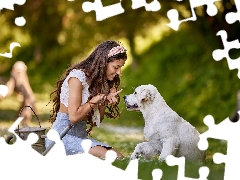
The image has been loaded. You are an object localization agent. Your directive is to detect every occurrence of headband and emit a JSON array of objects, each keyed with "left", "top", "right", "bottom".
[{"left": 108, "top": 46, "right": 126, "bottom": 58}]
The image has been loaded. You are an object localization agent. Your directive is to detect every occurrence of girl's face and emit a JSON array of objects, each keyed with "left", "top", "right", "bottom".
[{"left": 106, "top": 59, "right": 126, "bottom": 81}]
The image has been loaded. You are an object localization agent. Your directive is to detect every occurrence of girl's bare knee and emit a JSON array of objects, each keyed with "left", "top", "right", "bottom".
[
  {"left": 88, "top": 146, "right": 123, "bottom": 159},
  {"left": 88, "top": 146, "right": 107, "bottom": 158},
  {"left": 109, "top": 148, "right": 124, "bottom": 159}
]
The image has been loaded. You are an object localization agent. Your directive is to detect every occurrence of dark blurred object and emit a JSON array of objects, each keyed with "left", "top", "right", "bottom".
[
  {"left": 230, "top": 91, "right": 240, "bottom": 122},
  {"left": 0, "top": 76, "right": 8, "bottom": 84}
]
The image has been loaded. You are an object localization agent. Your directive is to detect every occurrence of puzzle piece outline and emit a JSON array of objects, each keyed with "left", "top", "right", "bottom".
[
  {"left": 212, "top": 30, "right": 240, "bottom": 79},
  {"left": 82, "top": 0, "right": 162, "bottom": 21},
  {"left": 225, "top": 0, "right": 240, "bottom": 24},
  {"left": 131, "top": 0, "right": 161, "bottom": 12},
  {"left": 0, "top": 116, "right": 140, "bottom": 180},
  {"left": 167, "top": 0, "right": 221, "bottom": 31},
  {"left": 198, "top": 112, "right": 240, "bottom": 180},
  {"left": 82, "top": 0, "right": 125, "bottom": 21},
  {"left": 166, "top": 155, "right": 209, "bottom": 180},
  {"left": 0, "top": 0, "right": 26, "bottom": 11},
  {"left": 0, "top": 42, "right": 21, "bottom": 58}
]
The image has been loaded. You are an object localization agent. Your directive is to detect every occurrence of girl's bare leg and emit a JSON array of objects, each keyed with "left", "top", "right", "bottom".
[{"left": 88, "top": 146, "right": 124, "bottom": 159}]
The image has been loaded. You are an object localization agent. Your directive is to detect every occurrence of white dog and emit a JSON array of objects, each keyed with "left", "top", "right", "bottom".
[{"left": 123, "top": 84, "right": 205, "bottom": 162}]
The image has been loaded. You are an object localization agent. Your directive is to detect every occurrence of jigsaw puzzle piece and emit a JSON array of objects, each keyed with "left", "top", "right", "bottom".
[
  {"left": 189, "top": 0, "right": 220, "bottom": 16},
  {"left": 213, "top": 152, "right": 240, "bottom": 179},
  {"left": 0, "top": 85, "right": 9, "bottom": 97},
  {"left": 81, "top": 138, "right": 92, "bottom": 153},
  {"left": 0, "top": 42, "right": 21, "bottom": 58},
  {"left": 198, "top": 115, "right": 216, "bottom": 150},
  {"left": 199, "top": 114, "right": 240, "bottom": 147},
  {"left": 131, "top": 0, "right": 161, "bottom": 11},
  {"left": 166, "top": 155, "right": 209, "bottom": 180},
  {"left": 0, "top": 0, "right": 26, "bottom": 11},
  {"left": 199, "top": 113, "right": 240, "bottom": 179},
  {"left": 123, "top": 159, "right": 139, "bottom": 180},
  {"left": 152, "top": 169, "right": 163, "bottom": 180},
  {"left": 0, "top": 131, "right": 43, "bottom": 179},
  {"left": 213, "top": 152, "right": 226, "bottom": 165},
  {"left": 225, "top": 0, "right": 240, "bottom": 24},
  {"left": 212, "top": 30, "right": 240, "bottom": 78},
  {"left": 1, "top": 118, "right": 140, "bottom": 179},
  {"left": 105, "top": 149, "right": 117, "bottom": 164},
  {"left": 44, "top": 129, "right": 66, "bottom": 156},
  {"left": 15, "top": 16, "right": 26, "bottom": 26},
  {"left": 3, "top": 117, "right": 41, "bottom": 158},
  {"left": 167, "top": 0, "right": 220, "bottom": 30},
  {"left": 7, "top": 117, "right": 40, "bottom": 149},
  {"left": 8, "top": 117, "right": 24, "bottom": 133},
  {"left": 82, "top": 0, "right": 124, "bottom": 21}
]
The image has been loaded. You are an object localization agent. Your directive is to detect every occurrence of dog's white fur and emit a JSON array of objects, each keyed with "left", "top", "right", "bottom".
[{"left": 124, "top": 84, "right": 205, "bottom": 162}]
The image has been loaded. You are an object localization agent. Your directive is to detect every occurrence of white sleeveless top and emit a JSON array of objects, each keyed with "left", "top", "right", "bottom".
[{"left": 60, "top": 69, "right": 101, "bottom": 127}]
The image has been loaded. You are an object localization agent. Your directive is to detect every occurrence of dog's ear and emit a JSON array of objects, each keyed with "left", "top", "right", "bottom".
[{"left": 139, "top": 88, "right": 155, "bottom": 102}]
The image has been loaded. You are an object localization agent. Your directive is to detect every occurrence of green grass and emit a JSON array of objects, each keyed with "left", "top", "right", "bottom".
[
  {"left": 0, "top": 95, "right": 226, "bottom": 180},
  {"left": 91, "top": 124, "right": 226, "bottom": 180}
]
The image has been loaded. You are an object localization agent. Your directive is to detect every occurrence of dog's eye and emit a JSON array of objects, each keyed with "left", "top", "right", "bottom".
[{"left": 134, "top": 91, "right": 137, "bottom": 95}]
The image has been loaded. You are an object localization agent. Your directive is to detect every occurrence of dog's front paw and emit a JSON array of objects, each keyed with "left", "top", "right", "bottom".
[
  {"left": 130, "top": 151, "right": 142, "bottom": 160},
  {"left": 130, "top": 154, "right": 137, "bottom": 160}
]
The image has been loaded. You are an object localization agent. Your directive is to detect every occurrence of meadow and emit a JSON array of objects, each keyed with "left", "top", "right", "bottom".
[{"left": 0, "top": 93, "right": 226, "bottom": 180}]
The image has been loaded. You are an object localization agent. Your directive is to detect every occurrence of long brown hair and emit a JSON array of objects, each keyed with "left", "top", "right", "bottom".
[{"left": 49, "top": 40, "right": 127, "bottom": 134}]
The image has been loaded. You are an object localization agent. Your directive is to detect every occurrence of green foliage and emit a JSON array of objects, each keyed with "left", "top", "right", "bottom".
[{"left": 117, "top": 27, "right": 240, "bottom": 127}]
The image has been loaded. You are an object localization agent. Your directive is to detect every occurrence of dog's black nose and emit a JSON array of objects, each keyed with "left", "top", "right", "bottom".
[{"left": 123, "top": 95, "right": 126, "bottom": 100}]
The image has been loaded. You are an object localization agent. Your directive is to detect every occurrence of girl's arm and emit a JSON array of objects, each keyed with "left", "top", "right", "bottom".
[{"left": 68, "top": 77, "right": 102, "bottom": 124}]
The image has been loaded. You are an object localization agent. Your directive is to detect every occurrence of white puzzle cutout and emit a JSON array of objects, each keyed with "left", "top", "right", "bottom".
[
  {"left": 225, "top": 0, "right": 240, "bottom": 24},
  {"left": 0, "top": 117, "right": 139, "bottom": 180},
  {"left": 0, "top": 85, "right": 9, "bottom": 97},
  {"left": 166, "top": 155, "right": 209, "bottom": 180},
  {"left": 0, "top": 0, "right": 26, "bottom": 11},
  {"left": 0, "top": 0, "right": 26, "bottom": 27},
  {"left": 167, "top": 0, "right": 221, "bottom": 31},
  {"left": 0, "top": 42, "right": 21, "bottom": 58},
  {"left": 131, "top": 0, "right": 161, "bottom": 12},
  {"left": 198, "top": 113, "right": 240, "bottom": 180},
  {"left": 0, "top": 0, "right": 26, "bottom": 58},
  {"left": 212, "top": 30, "right": 240, "bottom": 79},
  {"left": 82, "top": 0, "right": 125, "bottom": 21}
]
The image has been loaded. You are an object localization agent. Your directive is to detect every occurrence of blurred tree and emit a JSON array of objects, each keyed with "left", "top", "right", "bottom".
[
  {"left": 161, "top": 0, "right": 240, "bottom": 44},
  {"left": 0, "top": 0, "right": 163, "bottom": 70},
  {"left": 1, "top": 0, "right": 66, "bottom": 62},
  {"left": 58, "top": 0, "right": 163, "bottom": 69},
  {"left": 0, "top": 0, "right": 239, "bottom": 125},
  {"left": 0, "top": 0, "right": 239, "bottom": 73}
]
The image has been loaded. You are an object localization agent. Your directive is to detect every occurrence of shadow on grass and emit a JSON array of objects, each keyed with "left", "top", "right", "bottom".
[
  {"left": 0, "top": 109, "right": 50, "bottom": 125},
  {"left": 0, "top": 109, "right": 19, "bottom": 122}
]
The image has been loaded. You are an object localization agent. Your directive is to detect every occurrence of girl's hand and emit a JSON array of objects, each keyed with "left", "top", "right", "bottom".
[
  {"left": 89, "top": 94, "right": 106, "bottom": 109},
  {"left": 89, "top": 88, "right": 122, "bottom": 107},
  {"left": 107, "top": 88, "right": 122, "bottom": 105}
]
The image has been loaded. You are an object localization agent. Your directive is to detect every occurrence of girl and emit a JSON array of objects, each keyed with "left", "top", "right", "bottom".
[{"left": 45, "top": 40, "right": 127, "bottom": 158}]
